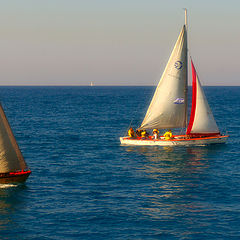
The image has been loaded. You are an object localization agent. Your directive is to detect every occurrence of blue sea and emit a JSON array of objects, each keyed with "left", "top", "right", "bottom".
[{"left": 0, "top": 86, "right": 239, "bottom": 240}]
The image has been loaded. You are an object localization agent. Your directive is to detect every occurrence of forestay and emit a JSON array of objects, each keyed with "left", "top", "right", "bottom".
[
  {"left": 140, "top": 25, "right": 188, "bottom": 129},
  {"left": 0, "top": 104, "right": 28, "bottom": 173}
]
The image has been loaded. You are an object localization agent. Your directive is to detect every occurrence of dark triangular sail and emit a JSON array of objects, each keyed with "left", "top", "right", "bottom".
[{"left": 0, "top": 103, "right": 28, "bottom": 173}]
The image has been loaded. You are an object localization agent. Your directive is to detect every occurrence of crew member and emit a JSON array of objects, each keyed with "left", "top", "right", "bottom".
[
  {"left": 128, "top": 127, "right": 135, "bottom": 138},
  {"left": 152, "top": 129, "right": 159, "bottom": 139},
  {"left": 136, "top": 129, "right": 142, "bottom": 137},
  {"left": 141, "top": 129, "right": 147, "bottom": 139},
  {"left": 164, "top": 130, "right": 173, "bottom": 140}
]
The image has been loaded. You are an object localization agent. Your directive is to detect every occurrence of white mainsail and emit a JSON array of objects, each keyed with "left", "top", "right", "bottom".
[
  {"left": 186, "top": 61, "right": 219, "bottom": 135},
  {"left": 140, "top": 25, "right": 188, "bottom": 129},
  {"left": 0, "top": 103, "right": 28, "bottom": 173}
]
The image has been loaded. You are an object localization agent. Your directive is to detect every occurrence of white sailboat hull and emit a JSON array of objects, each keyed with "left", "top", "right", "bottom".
[{"left": 120, "top": 135, "right": 228, "bottom": 146}]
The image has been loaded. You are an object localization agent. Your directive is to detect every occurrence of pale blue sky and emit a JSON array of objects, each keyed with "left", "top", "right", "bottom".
[{"left": 0, "top": 0, "right": 239, "bottom": 85}]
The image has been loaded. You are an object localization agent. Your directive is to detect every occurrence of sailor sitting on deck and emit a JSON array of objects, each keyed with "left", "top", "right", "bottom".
[
  {"left": 164, "top": 130, "right": 173, "bottom": 140},
  {"left": 128, "top": 127, "right": 135, "bottom": 138},
  {"left": 141, "top": 129, "right": 149, "bottom": 139},
  {"left": 152, "top": 129, "right": 159, "bottom": 139},
  {"left": 135, "top": 129, "right": 142, "bottom": 137}
]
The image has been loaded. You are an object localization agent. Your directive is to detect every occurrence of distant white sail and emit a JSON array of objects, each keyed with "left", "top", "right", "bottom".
[
  {"left": 186, "top": 61, "right": 219, "bottom": 135},
  {"left": 140, "top": 25, "right": 188, "bottom": 129},
  {"left": 0, "top": 104, "right": 27, "bottom": 173}
]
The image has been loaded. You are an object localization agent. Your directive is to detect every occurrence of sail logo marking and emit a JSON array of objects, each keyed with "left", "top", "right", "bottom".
[
  {"left": 174, "top": 98, "right": 184, "bottom": 104},
  {"left": 174, "top": 61, "right": 183, "bottom": 70}
]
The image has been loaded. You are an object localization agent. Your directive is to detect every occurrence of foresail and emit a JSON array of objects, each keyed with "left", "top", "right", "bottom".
[
  {"left": 186, "top": 60, "right": 219, "bottom": 135},
  {"left": 0, "top": 103, "right": 27, "bottom": 173},
  {"left": 140, "top": 25, "right": 188, "bottom": 129}
]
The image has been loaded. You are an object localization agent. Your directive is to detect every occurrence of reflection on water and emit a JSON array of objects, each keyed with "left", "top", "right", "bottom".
[
  {"left": 125, "top": 145, "right": 212, "bottom": 175},
  {"left": 0, "top": 184, "right": 27, "bottom": 231},
  {"left": 124, "top": 145, "right": 221, "bottom": 222}
]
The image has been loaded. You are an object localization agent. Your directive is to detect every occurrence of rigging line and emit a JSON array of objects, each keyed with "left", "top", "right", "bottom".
[
  {"left": 138, "top": 85, "right": 155, "bottom": 127},
  {"left": 123, "top": 86, "right": 141, "bottom": 136},
  {"left": 126, "top": 86, "right": 151, "bottom": 131},
  {"left": 124, "top": 119, "right": 133, "bottom": 136}
]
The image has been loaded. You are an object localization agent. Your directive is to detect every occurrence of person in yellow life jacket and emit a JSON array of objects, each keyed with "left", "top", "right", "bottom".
[
  {"left": 164, "top": 130, "right": 173, "bottom": 140},
  {"left": 141, "top": 129, "right": 147, "bottom": 139},
  {"left": 152, "top": 129, "right": 159, "bottom": 139},
  {"left": 128, "top": 127, "right": 135, "bottom": 138}
]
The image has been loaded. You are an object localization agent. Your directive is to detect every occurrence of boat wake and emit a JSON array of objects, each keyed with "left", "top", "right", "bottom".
[{"left": 0, "top": 183, "right": 19, "bottom": 188}]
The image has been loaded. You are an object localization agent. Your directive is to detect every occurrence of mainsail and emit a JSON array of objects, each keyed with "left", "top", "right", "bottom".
[
  {"left": 186, "top": 60, "right": 219, "bottom": 135},
  {"left": 0, "top": 103, "right": 28, "bottom": 173},
  {"left": 140, "top": 25, "right": 188, "bottom": 129}
]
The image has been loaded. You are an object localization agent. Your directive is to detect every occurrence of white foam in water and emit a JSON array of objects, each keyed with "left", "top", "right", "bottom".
[{"left": 0, "top": 184, "right": 19, "bottom": 188}]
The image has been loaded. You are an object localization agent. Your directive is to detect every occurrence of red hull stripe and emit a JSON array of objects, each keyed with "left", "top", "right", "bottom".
[
  {"left": 186, "top": 60, "right": 197, "bottom": 135},
  {"left": 9, "top": 170, "right": 31, "bottom": 176}
]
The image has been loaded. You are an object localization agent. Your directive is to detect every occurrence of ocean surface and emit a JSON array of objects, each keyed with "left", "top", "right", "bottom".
[{"left": 0, "top": 86, "right": 239, "bottom": 240}]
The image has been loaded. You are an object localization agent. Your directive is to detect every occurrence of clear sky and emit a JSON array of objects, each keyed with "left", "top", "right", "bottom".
[{"left": 0, "top": 0, "right": 239, "bottom": 86}]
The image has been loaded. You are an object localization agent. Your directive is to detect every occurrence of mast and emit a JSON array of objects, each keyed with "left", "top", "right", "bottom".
[
  {"left": 184, "top": 8, "right": 187, "bottom": 30},
  {"left": 184, "top": 8, "right": 188, "bottom": 129}
]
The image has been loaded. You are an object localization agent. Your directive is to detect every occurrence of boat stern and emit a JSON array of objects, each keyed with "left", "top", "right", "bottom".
[{"left": 0, "top": 170, "right": 31, "bottom": 184}]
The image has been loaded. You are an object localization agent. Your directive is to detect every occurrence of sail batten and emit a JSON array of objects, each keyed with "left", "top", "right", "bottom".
[{"left": 140, "top": 26, "right": 188, "bottom": 130}]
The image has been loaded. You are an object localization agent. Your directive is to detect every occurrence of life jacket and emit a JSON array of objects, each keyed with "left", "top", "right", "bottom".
[
  {"left": 128, "top": 129, "right": 134, "bottom": 137},
  {"left": 141, "top": 131, "right": 146, "bottom": 137},
  {"left": 164, "top": 131, "right": 172, "bottom": 140},
  {"left": 136, "top": 130, "right": 141, "bottom": 137}
]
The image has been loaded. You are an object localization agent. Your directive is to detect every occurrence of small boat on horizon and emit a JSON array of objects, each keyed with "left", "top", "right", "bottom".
[
  {"left": 120, "top": 10, "right": 228, "bottom": 146},
  {"left": 0, "top": 103, "right": 31, "bottom": 184}
]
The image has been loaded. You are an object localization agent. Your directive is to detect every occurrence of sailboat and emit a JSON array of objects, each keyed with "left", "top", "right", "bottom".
[
  {"left": 0, "top": 103, "right": 31, "bottom": 183},
  {"left": 120, "top": 10, "right": 228, "bottom": 146}
]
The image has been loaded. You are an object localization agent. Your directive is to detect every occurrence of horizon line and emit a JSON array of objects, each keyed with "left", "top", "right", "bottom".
[{"left": 0, "top": 85, "right": 239, "bottom": 87}]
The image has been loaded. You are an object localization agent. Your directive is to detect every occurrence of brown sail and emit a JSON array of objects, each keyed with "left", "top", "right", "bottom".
[{"left": 0, "top": 103, "right": 31, "bottom": 183}]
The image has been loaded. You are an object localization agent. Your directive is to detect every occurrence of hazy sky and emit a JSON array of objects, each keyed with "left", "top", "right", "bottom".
[{"left": 0, "top": 0, "right": 239, "bottom": 86}]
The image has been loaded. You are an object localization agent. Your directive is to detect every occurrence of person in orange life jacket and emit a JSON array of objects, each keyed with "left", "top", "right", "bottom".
[
  {"left": 128, "top": 127, "right": 135, "bottom": 138},
  {"left": 135, "top": 129, "right": 142, "bottom": 137}
]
